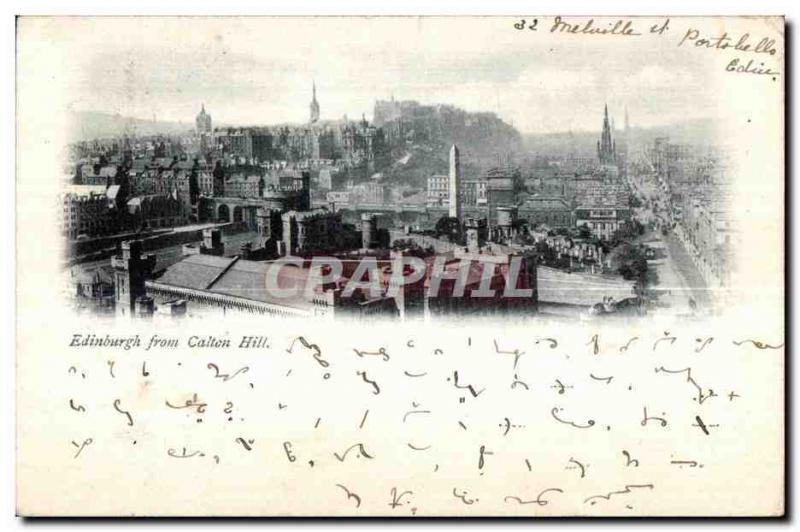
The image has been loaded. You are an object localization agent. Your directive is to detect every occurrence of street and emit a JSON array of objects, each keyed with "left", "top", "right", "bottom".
[
  {"left": 628, "top": 171, "right": 711, "bottom": 315},
  {"left": 642, "top": 230, "right": 710, "bottom": 316}
]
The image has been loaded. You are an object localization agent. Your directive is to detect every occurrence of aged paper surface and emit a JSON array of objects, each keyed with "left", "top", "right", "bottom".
[{"left": 16, "top": 16, "right": 784, "bottom": 516}]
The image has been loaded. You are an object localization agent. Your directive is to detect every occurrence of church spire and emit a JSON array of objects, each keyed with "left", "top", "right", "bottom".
[
  {"left": 598, "top": 103, "right": 615, "bottom": 166},
  {"left": 309, "top": 80, "right": 320, "bottom": 123}
]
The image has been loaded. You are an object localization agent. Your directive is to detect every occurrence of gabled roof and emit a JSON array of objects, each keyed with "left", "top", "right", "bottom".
[
  {"left": 153, "top": 254, "right": 315, "bottom": 310},
  {"left": 157, "top": 254, "right": 235, "bottom": 291}
]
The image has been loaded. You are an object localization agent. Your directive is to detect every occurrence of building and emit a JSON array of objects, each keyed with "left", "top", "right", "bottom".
[
  {"left": 485, "top": 166, "right": 517, "bottom": 231},
  {"left": 349, "top": 181, "right": 387, "bottom": 205},
  {"left": 519, "top": 196, "right": 574, "bottom": 229},
  {"left": 215, "top": 128, "right": 255, "bottom": 160},
  {"left": 462, "top": 177, "right": 488, "bottom": 207},
  {"left": 60, "top": 185, "right": 113, "bottom": 239},
  {"left": 69, "top": 265, "right": 115, "bottom": 313},
  {"left": 652, "top": 137, "right": 721, "bottom": 194},
  {"left": 281, "top": 209, "right": 344, "bottom": 255},
  {"left": 209, "top": 85, "right": 384, "bottom": 166},
  {"left": 111, "top": 240, "right": 157, "bottom": 317},
  {"left": 326, "top": 190, "right": 351, "bottom": 208},
  {"left": 182, "top": 228, "right": 226, "bottom": 257},
  {"left": 146, "top": 245, "right": 537, "bottom": 320},
  {"left": 213, "top": 120, "right": 383, "bottom": 166},
  {"left": 574, "top": 198, "right": 631, "bottom": 240},
  {"left": 424, "top": 250, "right": 538, "bottom": 317},
  {"left": 494, "top": 206, "right": 519, "bottom": 242},
  {"left": 145, "top": 253, "right": 398, "bottom": 319},
  {"left": 679, "top": 194, "right": 736, "bottom": 287},
  {"left": 261, "top": 173, "right": 311, "bottom": 212},
  {"left": 197, "top": 167, "right": 215, "bottom": 197},
  {"left": 126, "top": 194, "right": 185, "bottom": 229},
  {"left": 224, "top": 174, "right": 264, "bottom": 199},
  {"left": 427, "top": 173, "right": 486, "bottom": 208},
  {"left": 463, "top": 217, "right": 488, "bottom": 252},
  {"left": 80, "top": 165, "right": 118, "bottom": 187},
  {"left": 318, "top": 167, "right": 334, "bottom": 190},
  {"left": 196, "top": 104, "right": 212, "bottom": 136},
  {"left": 339, "top": 116, "right": 386, "bottom": 167},
  {"left": 426, "top": 174, "right": 449, "bottom": 207}
]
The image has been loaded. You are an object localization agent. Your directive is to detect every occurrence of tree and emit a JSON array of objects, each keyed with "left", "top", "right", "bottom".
[
  {"left": 611, "top": 219, "right": 645, "bottom": 245},
  {"left": 434, "top": 216, "right": 462, "bottom": 243},
  {"left": 512, "top": 231, "right": 535, "bottom": 246},
  {"left": 577, "top": 224, "right": 593, "bottom": 240},
  {"left": 617, "top": 243, "right": 659, "bottom": 295},
  {"left": 617, "top": 243, "right": 647, "bottom": 281},
  {"left": 391, "top": 238, "right": 420, "bottom": 251}
]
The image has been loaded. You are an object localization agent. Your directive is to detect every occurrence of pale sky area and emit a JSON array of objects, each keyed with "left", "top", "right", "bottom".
[{"left": 27, "top": 16, "right": 735, "bottom": 134}]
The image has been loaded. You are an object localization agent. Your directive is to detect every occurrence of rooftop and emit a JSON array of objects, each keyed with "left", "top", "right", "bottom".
[{"left": 153, "top": 254, "right": 316, "bottom": 310}]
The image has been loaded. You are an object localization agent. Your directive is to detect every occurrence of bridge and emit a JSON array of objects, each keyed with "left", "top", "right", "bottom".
[
  {"left": 202, "top": 197, "right": 266, "bottom": 230},
  {"left": 204, "top": 196, "right": 492, "bottom": 231},
  {"left": 314, "top": 200, "right": 491, "bottom": 219}
]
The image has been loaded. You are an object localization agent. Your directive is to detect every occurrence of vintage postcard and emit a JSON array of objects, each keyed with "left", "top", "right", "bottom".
[{"left": 15, "top": 16, "right": 784, "bottom": 516}]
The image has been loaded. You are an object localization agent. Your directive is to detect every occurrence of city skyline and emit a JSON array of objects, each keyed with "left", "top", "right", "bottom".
[
  {"left": 71, "top": 92, "right": 700, "bottom": 139},
  {"left": 43, "top": 16, "right": 743, "bottom": 324},
  {"left": 51, "top": 17, "right": 727, "bottom": 135}
]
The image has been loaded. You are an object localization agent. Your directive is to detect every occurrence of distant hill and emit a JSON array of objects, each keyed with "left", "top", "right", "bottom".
[
  {"left": 629, "top": 118, "right": 719, "bottom": 147},
  {"left": 376, "top": 100, "right": 523, "bottom": 186},
  {"left": 67, "top": 111, "right": 192, "bottom": 142},
  {"left": 522, "top": 118, "right": 719, "bottom": 158}
]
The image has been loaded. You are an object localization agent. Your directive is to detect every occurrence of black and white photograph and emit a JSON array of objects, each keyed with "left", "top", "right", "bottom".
[
  {"left": 10, "top": 12, "right": 786, "bottom": 519},
  {"left": 55, "top": 18, "right": 751, "bottom": 322}
]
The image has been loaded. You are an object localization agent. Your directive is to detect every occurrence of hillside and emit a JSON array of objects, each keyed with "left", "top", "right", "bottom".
[
  {"left": 377, "top": 100, "right": 523, "bottom": 186},
  {"left": 67, "top": 111, "right": 192, "bottom": 142}
]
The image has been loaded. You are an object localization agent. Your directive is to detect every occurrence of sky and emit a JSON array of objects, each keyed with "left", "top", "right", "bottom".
[{"left": 21, "top": 16, "right": 738, "bottom": 134}]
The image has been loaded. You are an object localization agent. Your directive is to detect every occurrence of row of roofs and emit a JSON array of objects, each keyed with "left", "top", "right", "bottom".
[
  {"left": 149, "top": 249, "right": 634, "bottom": 313},
  {"left": 61, "top": 184, "right": 122, "bottom": 202}
]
